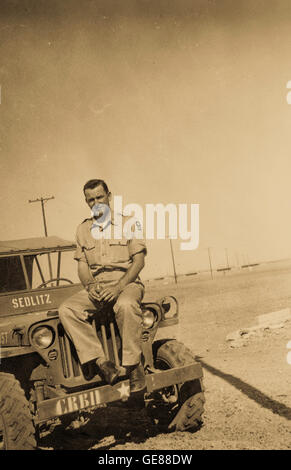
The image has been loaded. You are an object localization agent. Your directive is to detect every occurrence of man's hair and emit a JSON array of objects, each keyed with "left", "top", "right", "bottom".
[{"left": 83, "top": 179, "right": 109, "bottom": 195}]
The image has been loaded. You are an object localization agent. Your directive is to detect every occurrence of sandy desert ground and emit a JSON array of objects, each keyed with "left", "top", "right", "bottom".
[{"left": 39, "top": 260, "right": 291, "bottom": 450}]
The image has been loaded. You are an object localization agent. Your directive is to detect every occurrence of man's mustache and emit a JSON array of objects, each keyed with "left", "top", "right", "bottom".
[
  {"left": 93, "top": 210, "right": 104, "bottom": 218},
  {"left": 91, "top": 204, "right": 111, "bottom": 222}
]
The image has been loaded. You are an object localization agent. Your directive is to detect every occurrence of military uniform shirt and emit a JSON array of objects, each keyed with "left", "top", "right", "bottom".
[{"left": 74, "top": 212, "right": 146, "bottom": 285}]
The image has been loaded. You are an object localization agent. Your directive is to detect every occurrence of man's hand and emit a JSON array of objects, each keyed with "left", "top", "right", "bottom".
[
  {"left": 99, "top": 283, "right": 122, "bottom": 303},
  {"left": 87, "top": 283, "right": 102, "bottom": 303}
]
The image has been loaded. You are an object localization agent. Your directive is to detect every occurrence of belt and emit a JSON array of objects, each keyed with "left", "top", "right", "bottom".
[{"left": 92, "top": 266, "right": 128, "bottom": 277}]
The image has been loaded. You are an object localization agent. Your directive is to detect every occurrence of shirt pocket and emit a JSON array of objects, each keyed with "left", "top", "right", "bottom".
[
  {"left": 82, "top": 241, "right": 99, "bottom": 266},
  {"left": 108, "top": 240, "right": 129, "bottom": 263}
]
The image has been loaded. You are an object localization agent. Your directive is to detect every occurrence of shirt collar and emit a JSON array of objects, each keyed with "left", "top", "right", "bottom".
[{"left": 91, "top": 210, "right": 120, "bottom": 229}]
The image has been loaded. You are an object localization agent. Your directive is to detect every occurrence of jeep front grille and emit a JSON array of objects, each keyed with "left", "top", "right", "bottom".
[
  {"left": 57, "top": 320, "right": 121, "bottom": 380},
  {"left": 58, "top": 323, "right": 81, "bottom": 378}
]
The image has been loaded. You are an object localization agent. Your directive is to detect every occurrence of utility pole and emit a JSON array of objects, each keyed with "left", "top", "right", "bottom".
[
  {"left": 225, "top": 248, "right": 230, "bottom": 270},
  {"left": 246, "top": 253, "right": 252, "bottom": 272},
  {"left": 242, "top": 253, "right": 251, "bottom": 272},
  {"left": 28, "top": 196, "right": 54, "bottom": 279},
  {"left": 235, "top": 252, "right": 241, "bottom": 270},
  {"left": 169, "top": 238, "right": 177, "bottom": 284},
  {"left": 208, "top": 247, "right": 214, "bottom": 279}
]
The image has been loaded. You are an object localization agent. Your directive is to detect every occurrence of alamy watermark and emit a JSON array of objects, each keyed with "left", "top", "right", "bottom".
[{"left": 90, "top": 196, "right": 199, "bottom": 251}]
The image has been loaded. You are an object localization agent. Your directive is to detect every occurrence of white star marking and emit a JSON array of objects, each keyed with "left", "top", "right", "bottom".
[{"left": 117, "top": 383, "right": 130, "bottom": 400}]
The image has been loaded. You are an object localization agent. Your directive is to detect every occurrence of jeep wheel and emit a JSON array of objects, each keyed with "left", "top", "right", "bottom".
[
  {"left": 147, "top": 340, "right": 205, "bottom": 432},
  {"left": 0, "top": 373, "right": 36, "bottom": 450}
]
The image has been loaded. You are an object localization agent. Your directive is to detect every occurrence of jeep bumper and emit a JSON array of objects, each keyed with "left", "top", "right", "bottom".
[{"left": 35, "top": 362, "right": 203, "bottom": 423}]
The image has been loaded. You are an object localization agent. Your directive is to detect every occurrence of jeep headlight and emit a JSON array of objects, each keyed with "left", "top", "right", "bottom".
[
  {"left": 142, "top": 310, "right": 156, "bottom": 329},
  {"left": 31, "top": 326, "right": 54, "bottom": 349},
  {"left": 160, "top": 296, "right": 178, "bottom": 321}
]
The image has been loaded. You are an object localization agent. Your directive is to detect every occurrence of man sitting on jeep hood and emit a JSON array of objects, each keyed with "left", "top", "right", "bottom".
[{"left": 59, "top": 179, "right": 147, "bottom": 393}]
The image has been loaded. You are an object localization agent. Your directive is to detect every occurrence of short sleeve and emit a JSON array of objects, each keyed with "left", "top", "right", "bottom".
[
  {"left": 73, "top": 226, "right": 86, "bottom": 263},
  {"left": 128, "top": 237, "right": 147, "bottom": 258}
]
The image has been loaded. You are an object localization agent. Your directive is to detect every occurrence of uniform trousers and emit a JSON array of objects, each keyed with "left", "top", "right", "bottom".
[{"left": 58, "top": 282, "right": 144, "bottom": 366}]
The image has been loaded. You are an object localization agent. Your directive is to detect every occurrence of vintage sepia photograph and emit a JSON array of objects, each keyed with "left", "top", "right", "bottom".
[{"left": 1, "top": 0, "right": 291, "bottom": 453}]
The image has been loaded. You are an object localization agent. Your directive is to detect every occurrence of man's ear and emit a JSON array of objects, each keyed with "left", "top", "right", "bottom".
[{"left": 108, "top": 192, "right": 112, "bottom": 204}]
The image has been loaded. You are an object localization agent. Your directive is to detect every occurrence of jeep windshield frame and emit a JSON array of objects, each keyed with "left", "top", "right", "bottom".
[{"left": 0, "top": 237, "right": 77, "bottom": 294}]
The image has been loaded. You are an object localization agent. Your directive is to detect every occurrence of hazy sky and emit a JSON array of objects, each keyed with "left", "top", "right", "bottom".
[{"left": 1, "top": 0, "right": 291, "bottom": 278}]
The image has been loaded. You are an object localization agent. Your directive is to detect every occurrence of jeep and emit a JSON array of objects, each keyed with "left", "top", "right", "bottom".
[{"left": 0, "top": 236, "right": 205, "bottom": 449}]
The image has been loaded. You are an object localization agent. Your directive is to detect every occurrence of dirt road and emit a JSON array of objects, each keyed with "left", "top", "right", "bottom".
[{"left": 40, "top": 260, "right": 291, "bottom": 450}]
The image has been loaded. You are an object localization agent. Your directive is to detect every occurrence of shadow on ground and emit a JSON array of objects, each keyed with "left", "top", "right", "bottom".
[
  {"left": 38, "top": 405, "right": 170, "bottom": 450},
  {"left": 196, "top": 356, "right": 291, "bottom": 420}
]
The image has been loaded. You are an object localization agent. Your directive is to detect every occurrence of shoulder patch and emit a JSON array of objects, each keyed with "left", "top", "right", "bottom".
[{"left": 135, "top": 220, "right": 142, "bottom": 231}]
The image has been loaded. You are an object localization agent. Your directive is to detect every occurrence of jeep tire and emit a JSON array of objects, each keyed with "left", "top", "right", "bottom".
[
  {"left": 0, "top": 372, "right": 36, "bottom": 450},
  {"left": 149, "top": 340, "right": 205, "bottom": 432}
]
